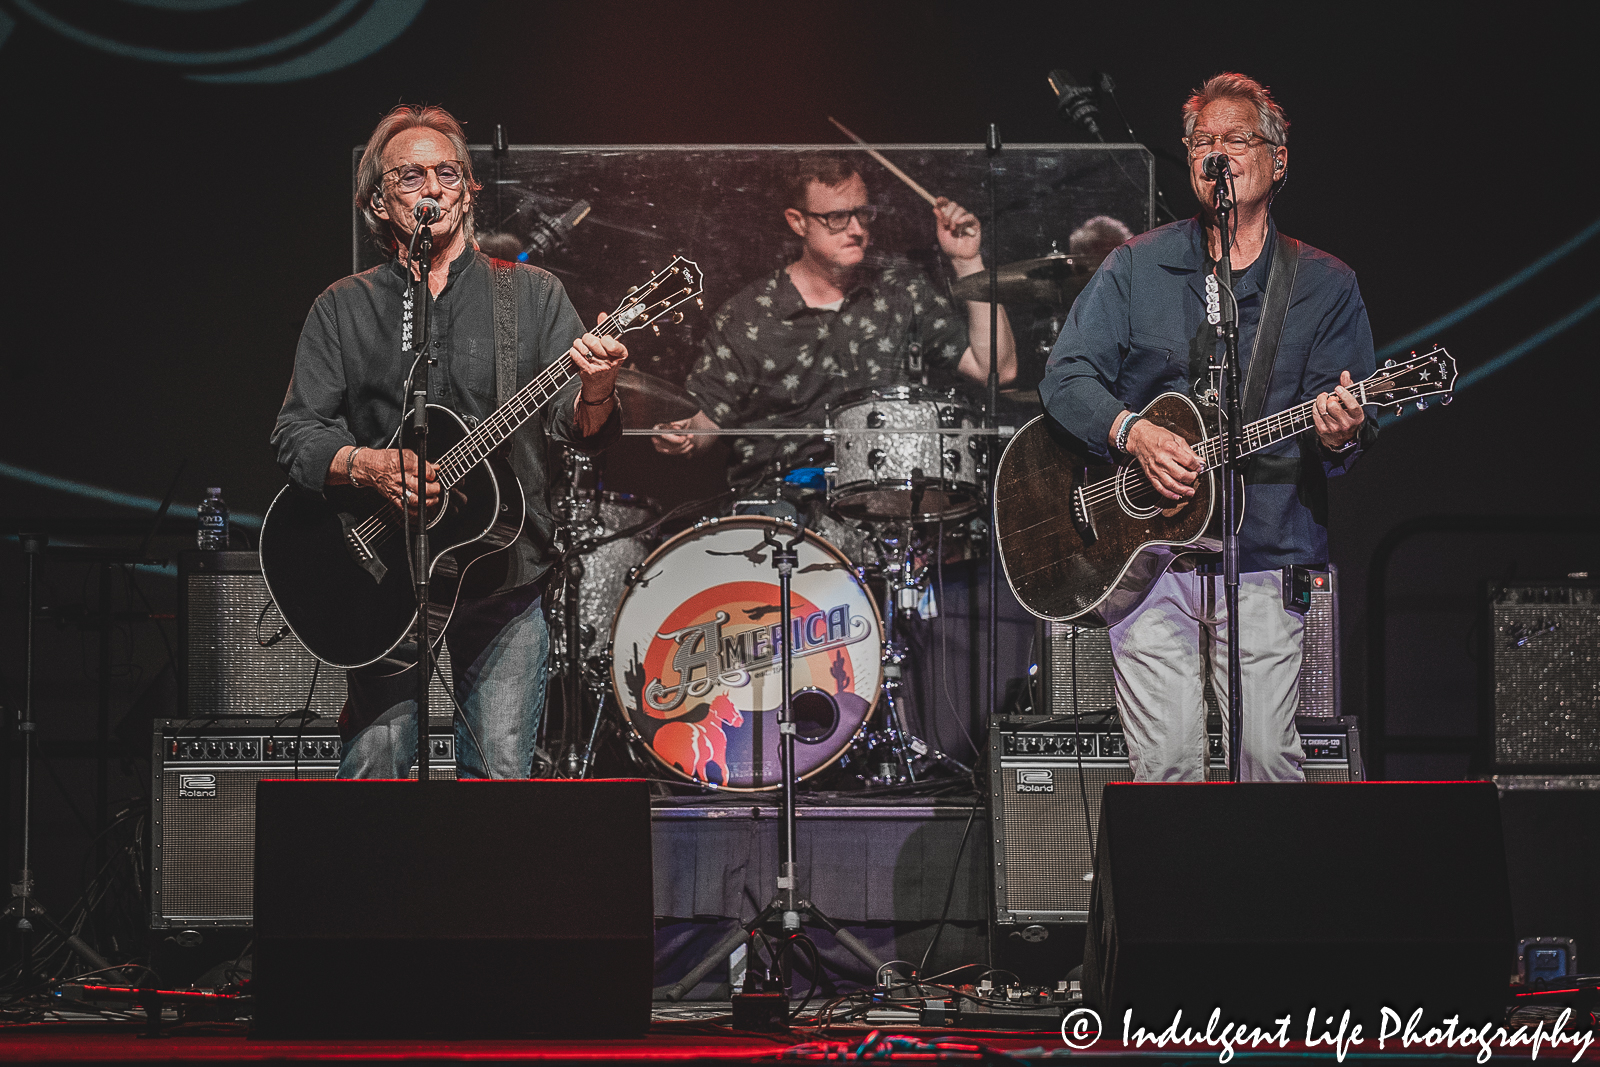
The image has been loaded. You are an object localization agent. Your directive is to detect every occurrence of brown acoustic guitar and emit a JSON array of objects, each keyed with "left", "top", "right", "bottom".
[{"left": 993, "top": 347, "right": 1457, "bottom": 624}]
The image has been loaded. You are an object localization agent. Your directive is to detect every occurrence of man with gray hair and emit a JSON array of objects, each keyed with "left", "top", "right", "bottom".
[
  {"left": 1041, "top": 73, "right": 1376, "bottom": 782},
  {"left": 272, "top": 104, "right": 630, "bottom": 779}
]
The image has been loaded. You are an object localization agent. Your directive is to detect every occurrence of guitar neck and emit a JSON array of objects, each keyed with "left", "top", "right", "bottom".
[
  {"left": 433, "top": 319, "right": 625, "bottom": 490},
  {"left": 1194, "top": 380, "right": 1369, "bottom": 473}
]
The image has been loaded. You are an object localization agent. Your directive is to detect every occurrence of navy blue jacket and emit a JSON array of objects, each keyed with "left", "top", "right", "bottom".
[{"left": 1041, "top": 217, "right": 1376, "bottom": 571}]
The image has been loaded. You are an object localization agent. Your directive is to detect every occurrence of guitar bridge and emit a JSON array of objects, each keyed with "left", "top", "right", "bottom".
[
  {"left": 342, "top": 521, "right": 388, "bottom": 584},
  {"left": 1070, "top": 482, "right": 1098, "bottom": 544}
]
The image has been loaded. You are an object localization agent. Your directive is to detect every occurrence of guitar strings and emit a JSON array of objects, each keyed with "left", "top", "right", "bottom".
[
  {"left": 348, "top": 279, "right": 690, "bottom": 550},
  {"left": 1075, "top": 376, "right": 1392, "bottom": 514}
]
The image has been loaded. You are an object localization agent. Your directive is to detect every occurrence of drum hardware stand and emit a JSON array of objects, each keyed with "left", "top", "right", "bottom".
[
  {"left": 849, "top": 517, "right": 971, "bottom": 786},
  {"left": 656, "top": 519, "right": 886, "bottom": 1002},
  {"left": 551, "top": 449, "right": 603, "bottom": 778}
]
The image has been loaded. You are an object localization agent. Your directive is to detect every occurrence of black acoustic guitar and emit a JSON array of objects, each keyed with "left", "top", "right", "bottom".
[
  {"left": 994, "top": 347, "right": 1457, "bottom": 624},
  {"left": 259, "top": 257, "right": 704, "bottom": 671}
]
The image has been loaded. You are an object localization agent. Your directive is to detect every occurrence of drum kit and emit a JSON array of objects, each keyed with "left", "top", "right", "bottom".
[{"left": 542, "top": 251, "right": 1098, "bottom": 792}]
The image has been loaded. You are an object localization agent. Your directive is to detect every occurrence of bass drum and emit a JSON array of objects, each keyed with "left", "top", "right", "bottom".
[{"left": 609, "top": 517, "right": 882, "bottom": 791}]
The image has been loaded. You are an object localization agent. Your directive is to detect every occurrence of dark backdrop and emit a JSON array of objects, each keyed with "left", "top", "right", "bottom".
[{"left": 2, "top": 1, "right": 1597, "bottom": 921}]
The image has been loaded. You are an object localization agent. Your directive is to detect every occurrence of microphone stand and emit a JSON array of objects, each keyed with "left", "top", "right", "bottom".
[
  {"left": 1211, "top": 169, "right": 1244, "bottom": 784},
  {"left": 407, "top": 223, "right": 435, "bottom": 782},
  {"left": 985, "top": 123, "right": 1001, "bottom": 731}
]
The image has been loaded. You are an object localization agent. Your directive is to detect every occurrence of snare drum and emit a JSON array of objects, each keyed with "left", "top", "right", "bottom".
[
  {"left": 609, "top": 517, "right": 882, "bottom": 791},
  {"left": 827, "top": 385, "right": 984, "bottom": 521}
]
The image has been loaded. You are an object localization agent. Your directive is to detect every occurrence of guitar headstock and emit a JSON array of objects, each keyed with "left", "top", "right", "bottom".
[
  {"left": 607, "top": 256, "right": 705, "bottom": 338},
  {"left": 1364, "top": 346, "right": 1457, "bottom": 415}
]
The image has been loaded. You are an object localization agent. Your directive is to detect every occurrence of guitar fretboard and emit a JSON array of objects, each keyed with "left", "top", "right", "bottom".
[
  {"left": 432, "top": 316, "right": 628, "bottom": 490},
  {"left": 1193, "top": 381, "right": 1370, "bottom": 472}
]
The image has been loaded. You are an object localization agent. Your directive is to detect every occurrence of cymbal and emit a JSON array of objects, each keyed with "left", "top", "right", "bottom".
[
  {"left": 949, "top": 251, "right": 1104, "bottom": 305},
  {"left": 615, "top": 367, "right": 701, "bottom": 429}
]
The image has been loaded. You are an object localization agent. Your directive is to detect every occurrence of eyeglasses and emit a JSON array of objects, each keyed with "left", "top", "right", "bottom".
[
  {"left": 1182, "top": 131, "right": 1277, "bottom": 157},
  {"left": 381, "top": 160, "right": 467, "bottom": 193},
  {"left": 801, "top": 205, "right": 880, "bottom": 232}
]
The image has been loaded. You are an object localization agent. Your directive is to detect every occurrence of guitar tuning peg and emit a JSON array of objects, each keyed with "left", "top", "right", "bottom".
[
  {"left": 1441, "top": 394, "right": 1453, "bottom": 405},
  {"left": 1415, "top": 399, "right": 1428, "bottom": 412},
  {"left": 1390, "top": 405, "right": 1403, "bottom": 417},
  {"left": 671, "top": 311, "right": 685, "bottom": 324},
  {"left": 1384, "top": 359, "right": 1395, "bottom": 367},
  {"left": 695, "top": 298, "right": 704, "bottom": 309},
  {"left": 650, "top": 324, "right": 661, "bottom": 336}
]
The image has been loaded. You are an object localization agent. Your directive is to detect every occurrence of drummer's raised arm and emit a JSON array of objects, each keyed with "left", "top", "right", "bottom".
[
  {"left": 651, "top": 410, "right": 720, "bottom": 456},
  {"left": 933, "top": 197, "right": 1018, "bottom": 387}
]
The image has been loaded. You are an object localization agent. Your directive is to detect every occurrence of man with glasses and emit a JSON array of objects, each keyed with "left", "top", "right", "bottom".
[
  {"left": 1040, "top": 73, "right": 1376, "bottom": 783},
  {"left": 272, "top": 104, "right": 629, "bottom": 779},
  {"left": 653, "top": 155, "right": 1017, "bottom": 485}
]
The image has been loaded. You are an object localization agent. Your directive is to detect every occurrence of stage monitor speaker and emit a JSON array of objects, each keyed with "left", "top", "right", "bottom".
[
  {"left": 252, "top": 779, "right": 653, "bottom": 1037},
  {"left": 1084, "top": 782, "right": 1513, "bottom": 1026},
  {"left": 990, "top": 716, "right": 1360, "bottom": 926},
  {"left": 150, "top": 718, "right": 456, "bottom": 928},
  {"left": 1490, "top": 581, "right": 1600, "bottom": 772},
  {"left": 1033, "top": 566, "right": 1341, "bottom": 722},
  {"left": 180, "top": 550, "right": 452, "bottom": 719}
]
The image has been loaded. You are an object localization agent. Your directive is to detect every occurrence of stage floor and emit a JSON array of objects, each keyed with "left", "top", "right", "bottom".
[{"left": 3, "top": 1006, "right": 1597, "bottom": 1065}]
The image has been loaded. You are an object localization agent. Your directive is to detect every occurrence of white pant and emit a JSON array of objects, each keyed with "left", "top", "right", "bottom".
[{"left": 1107, "top": 567, "right": 1306, "bottom": 782}]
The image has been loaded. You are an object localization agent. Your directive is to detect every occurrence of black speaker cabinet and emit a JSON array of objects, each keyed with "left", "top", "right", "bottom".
[
  {"left": 151, "top": 718, "right": 456, "bottom": 928},
  {"left": 1032, "top": 565, "right": 1341, "bottom": 722},
  {"left": 1489, "top": 581, "right": 1600, "bottom": 772},
  {"left": 252, "top": 779, "right": 653, "bottom": 1037},
  {"left": 989, "top": 716, "right": 1360, "bottom": 926},
  {"left": 179, "top": 550, "right": 452, "bottom": 719},
  {"left": 1085, "top": 782, "right": 1513, "bottom": 1026}
]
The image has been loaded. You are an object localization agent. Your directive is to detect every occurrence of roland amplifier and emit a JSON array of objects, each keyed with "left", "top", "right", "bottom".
[
  {"left": 989, "top": 715, "right": 1363, "bottom": 924},
  {"left": 150, "top": 718, "right": 456, "bottom": 928},
  {"left": 1032, "top": 566, "right": 1342, "bottom": 721}
]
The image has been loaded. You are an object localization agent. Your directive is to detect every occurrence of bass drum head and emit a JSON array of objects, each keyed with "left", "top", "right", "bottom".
[{"left": 609, "top": 517, "right": 882, "bottom": 791}]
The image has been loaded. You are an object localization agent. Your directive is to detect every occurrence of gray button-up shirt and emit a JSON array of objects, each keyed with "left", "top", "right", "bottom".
[{"left": 271, "top": 250, "right": 620, "bottom": 594}]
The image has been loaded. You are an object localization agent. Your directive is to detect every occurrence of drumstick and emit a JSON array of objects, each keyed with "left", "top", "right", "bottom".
[
  {"left": 827, "top": 116, "right": 939, "bottom": 207},
  {"left": 828, "top": 116, "right": 976, "bottom": 238}
]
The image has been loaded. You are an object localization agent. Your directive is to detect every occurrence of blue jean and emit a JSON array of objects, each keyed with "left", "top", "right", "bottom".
[{"left": 338, "top": 581, "right": 550, "bottom": 779}]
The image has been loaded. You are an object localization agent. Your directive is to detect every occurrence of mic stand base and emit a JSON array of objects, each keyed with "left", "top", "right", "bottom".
[{"left": 653, "top": 897, "right": 887, "bottom": 1003}]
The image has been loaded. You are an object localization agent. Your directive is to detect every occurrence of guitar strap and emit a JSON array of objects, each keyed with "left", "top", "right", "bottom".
[
  {"left": 1240, "top": 232, "right": 1300, "bottom": 424},
  {"left": 490, "top": 258, "right": 532, "bottom": 488}
]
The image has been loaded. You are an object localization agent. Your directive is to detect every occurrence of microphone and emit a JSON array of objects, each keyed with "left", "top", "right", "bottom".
[
  {"left": 1046, "top": 68, "right": 1102, "bottom": 137},
  {"left": 523, "top": 199, "right": 591, "bottom": 259},
  {"left": 1201, "top": 152, "right": 1230, "bottom": 181},
  {"left": 413, "top": 197, "right": 441, "bottom": 225}
]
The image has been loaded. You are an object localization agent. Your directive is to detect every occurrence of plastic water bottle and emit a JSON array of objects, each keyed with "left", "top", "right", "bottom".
[{"left": 196, "top": 487, "right": 230, "bottom": 550}]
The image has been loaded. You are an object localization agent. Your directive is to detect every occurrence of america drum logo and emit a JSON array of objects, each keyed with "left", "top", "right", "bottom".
[{"left": 610, "top": 517, "right": 883, "bottom": 790}]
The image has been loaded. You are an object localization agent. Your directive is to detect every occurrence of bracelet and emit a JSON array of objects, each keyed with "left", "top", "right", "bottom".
[
  {"left": 1325, "top": 435, "right": 1358, "bottom": 453},
  {"left": 1115, "top": 413, "right": 1143, "bottom": 454},
  {"left": 579, "top": 388, "right": 616, "bottom": 407},
  {"left": 345, "top": 446, "right": 364, "bottom": 485}
]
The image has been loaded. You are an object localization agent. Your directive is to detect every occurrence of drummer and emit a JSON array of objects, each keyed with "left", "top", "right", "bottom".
[{"left": 652, "top": 154, "right": 1017, "bottom": 485}]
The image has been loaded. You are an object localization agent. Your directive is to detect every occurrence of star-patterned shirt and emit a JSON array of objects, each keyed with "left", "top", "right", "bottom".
[{"left": 685, "top": 255, "right": 968, "bottom": 484}]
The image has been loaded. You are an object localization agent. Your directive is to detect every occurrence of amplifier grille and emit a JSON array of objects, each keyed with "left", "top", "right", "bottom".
[
  {"left": 1039, "top": 568, "right": 1340, "bottom": 720},
  {"left": 184, "top": 560, "right": 454, "bottom": 718},
  {"left": 1492, "top": 585, "right": 1600, "bottom": 768}
]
